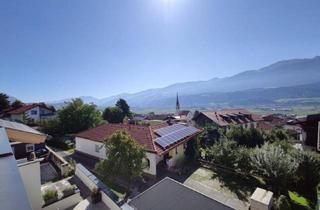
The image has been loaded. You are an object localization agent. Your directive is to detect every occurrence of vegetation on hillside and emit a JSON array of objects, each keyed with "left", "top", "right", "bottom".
[{"left": 200, "top": 126, "right": 320, "bottom": 209}]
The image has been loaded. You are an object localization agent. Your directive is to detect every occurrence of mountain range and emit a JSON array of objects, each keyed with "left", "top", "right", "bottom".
[{"left": 49, "top": 56, "right": 320, "bottom": 111}]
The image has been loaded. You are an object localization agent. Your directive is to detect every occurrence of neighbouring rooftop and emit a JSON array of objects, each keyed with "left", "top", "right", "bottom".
[
  {"left": 0, "top": 119, "right": 42, "bottom": 135},
  {"left": 75, "top": 123, "right": 201, "bottom": 155},
  {"left": 195, "top": 109, "right": 263, "bottom": 127},
  {"left": 0, "top": 119, "right": 47, "bottom": 143},
  {"left": 128, "top": 177, "right": 235, "bottom": 210}
]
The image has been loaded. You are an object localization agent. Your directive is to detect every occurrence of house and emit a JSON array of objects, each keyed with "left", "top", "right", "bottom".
[
  {"left": 126, "top": 177, "right": 235, "bottom": 210},
  {"left": 2, "top": 102, "right": 56, "bottom": 123},
  {"left": 75, "top": 123, "right": 202, "bottom": 177},
  {"left": 173, "top": 110, "right": 193, "bottom": 124},
  {"left": 258, "top": 114, "right": 304, "bottom": 141},
  {"left": 193, "top": 109, "right": 263, "bottom": 131},
  {"left": 0, "top": 119, "right": 47, "bottom": 159},
  {"left": 292, "top": 113, "right": 320, "bottom": 151}
]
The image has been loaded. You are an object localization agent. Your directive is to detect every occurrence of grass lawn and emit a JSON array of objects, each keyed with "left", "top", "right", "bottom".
[{"left": 148, "top": 120, "right": 165, "bottom": 125}]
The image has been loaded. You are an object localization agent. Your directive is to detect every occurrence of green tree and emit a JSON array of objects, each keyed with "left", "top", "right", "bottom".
[
  {"left": 21, "top": 113, "right": 33, "bottom": 125},
  {"left": 103, "top": 107, "right": 125, "bottom": 123},
  {"left": 292, "top": 150, "right": 320, "bottom": 195},
  {"left": 11, "top": 100, "right": 24, "bottom": 108},
  {"left": 95, "top": 131, "right": 146, "bottom": 194},
  {"left": 58, "top": 98, "right": 102, "bottom": 134},
  {"left": 250, "top": 144, "right": 298, "bottom": 195},
  {"left": 227, "top": 126, "right": 264, "bottom": 147},
  {"left": 40, "top": 118, "right": 63, "bottom": 136},
  {"left": 198, "top": 125, "right": 221, "bottom": 148},
  {"left": 204, "top": 140, "right": 238, "bottom": 168},
  {"left": 235, "top": 146, "right": 252, "bottom": 173},
  {"left": 0, "top": 93, "right": 10, "bottom": 111},
  {"left": 265, "top": 129, "right": 290, "bottom": 143},
  {"left": 116, "top": 98, "right": 132, "bottom": 118}
]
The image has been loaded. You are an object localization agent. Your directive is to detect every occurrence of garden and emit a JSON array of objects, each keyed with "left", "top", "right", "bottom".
[{"left": 198, "top": 125, "right": 320, "bottom": 210}]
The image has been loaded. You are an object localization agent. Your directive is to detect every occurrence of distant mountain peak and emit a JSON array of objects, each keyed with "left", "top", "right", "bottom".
[{"left": 48, "top": 56, "right": 320, "bottom": 110}]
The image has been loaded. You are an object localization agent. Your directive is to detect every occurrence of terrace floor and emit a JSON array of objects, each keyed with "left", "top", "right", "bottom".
[{"left": 41, "top": 162, "right": 59, "bottom": 184}]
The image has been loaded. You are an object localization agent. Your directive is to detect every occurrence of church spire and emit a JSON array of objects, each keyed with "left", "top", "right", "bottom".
[{"left": 176, "top": 92, "right": 180, "bottom": 115}]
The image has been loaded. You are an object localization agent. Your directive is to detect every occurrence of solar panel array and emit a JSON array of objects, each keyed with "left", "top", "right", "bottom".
[
  {"left": 155, "top": 125, "right": 199, "bottom": 149},
  {"left": 154, "top": 124, "right": 185, "bottom": 136}
]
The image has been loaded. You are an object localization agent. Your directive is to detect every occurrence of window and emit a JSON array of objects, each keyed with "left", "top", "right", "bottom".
[
  {"left": 95, "top": 145, "right": 100, "bottom": 153},
  {"left": 175, "top": 147, "right": 178, "bottom": 154},
  {"left": 31, "top": 110, "right": 37, "bottom": 115},
  {"left": 144, "top": 158, "right": 150, "bottom": 169},
  {"left": 25, "top": 144, "right": 34, "bottom": 152}
]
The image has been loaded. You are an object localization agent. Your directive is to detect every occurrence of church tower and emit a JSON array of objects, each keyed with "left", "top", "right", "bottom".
[{"left": 176, "top": 92, "right": 180, "bottom": 115}]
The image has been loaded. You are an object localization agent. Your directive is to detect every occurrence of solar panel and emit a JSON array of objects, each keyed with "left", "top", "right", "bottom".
[
  {"left": 155, "top": 126, "right": 200, "bottom": 149},
  {"left": 155, "top": 124, "right": 185, "bottom": 136}
]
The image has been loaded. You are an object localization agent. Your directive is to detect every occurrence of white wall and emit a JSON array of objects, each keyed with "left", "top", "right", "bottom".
[
  {"left": 75, "top": 164, "right": 121, "bottom": 210},
  {"left": 10, "top": 114, "right": 23, "bottom": 121},
  {"left": 75, "top": 137, "right": 106, "bottom": 159},
  {"left": 167, "top": 144, "right": 186, "bottom": 168},
  {"left": 25, "top": 106, "right": 41, "bottom": 122},
  {"left": 101, "top": 191, "right": 122, "bottom": 210},
  {"left": 144, "top": 152, "right": 158, "bottom": 176},
  {"left": 42, "top": 193, "right": 82, "bottom": 210},
  {"left": 18, "top": 159, "right": 42, "bottom": 210},
  {"left": 76, "top": 137, "right": 161, "bottom": 176}
]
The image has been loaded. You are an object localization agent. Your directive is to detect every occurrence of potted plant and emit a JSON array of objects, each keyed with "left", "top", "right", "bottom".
[
  {"left": 91, "top": 187, "right": 102, "bottom": 204},
  {"left": 42, "top": 189, "right": 58, "bottom": 205},
  {"left": 62, "top": 185, "right": 76, "bottom": 198}
]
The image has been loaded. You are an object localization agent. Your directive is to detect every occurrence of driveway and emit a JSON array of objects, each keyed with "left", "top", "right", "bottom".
[{"left": 183, "top": 168, "right": 250, "bottom": 210}]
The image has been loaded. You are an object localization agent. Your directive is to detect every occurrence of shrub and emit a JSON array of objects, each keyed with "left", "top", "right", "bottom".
[
  {"left": 204, "top": 140, "right": 238, "bottom": 168},
  {"left": 250, "top": 144, "right": 298, "bottom": 195},
  {"left": 42, "top": 189, "right": 58, "bottom": 202},
  {"left": 197, "top": 125, "right": 221, "bottom": 148},
  {"left": 274, "top": 195, "right": 291, "bottom": 210},
  {"left": 226, "top": 126, "right": 264, "bottom": 147},
  {"left": 265, "top": 129, "right": 290, "bottom": 143},
  {"left": 62, "top": 185, "right": 76, "bottom": 197},
  {"left": 291, "top": 150, "right": 320, "bottom": 194},
  {"left": 234, "top": 146, "right": 252, "bottom": 173}
]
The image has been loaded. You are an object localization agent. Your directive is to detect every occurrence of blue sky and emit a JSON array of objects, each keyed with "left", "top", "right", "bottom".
[{"left": 1, "top": 0, "right": 320, "bottom": 102}]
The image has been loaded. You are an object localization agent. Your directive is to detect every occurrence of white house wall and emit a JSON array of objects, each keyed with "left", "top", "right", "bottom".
[
  {"left": 167, "top": 143, "right": 186, "bottom": 168},
  {"left": 145, "top": 152, "right": 158, "bottom": 176},
  {"left": 75, "top": 137, "right": 160, "bottom": 176},
  {"left": 25, "top": 106, "right": 41, "bottom": 122},
  {"left": 75, "top": 137, "right": 106, "bottom": 159}
]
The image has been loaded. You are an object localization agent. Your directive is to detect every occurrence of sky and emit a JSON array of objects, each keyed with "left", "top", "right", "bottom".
[{"left": 1, "top": 0, "right": 320, "bottom": 102}]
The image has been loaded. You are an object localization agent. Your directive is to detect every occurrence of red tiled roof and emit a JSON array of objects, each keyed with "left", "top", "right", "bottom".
[
  {"left": 76, "top": 123, "right": 202, "bottom": 155},
  {"left": 6, "top": 103, "right": 55, "bottom": 115},
  {"left": 198, "top": 109, "right": 263, "bottom": 127}
]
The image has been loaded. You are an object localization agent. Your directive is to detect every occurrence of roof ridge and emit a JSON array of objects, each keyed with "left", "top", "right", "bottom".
[{"left": 147, "top": 125, "right": 156, "bottom": 152}]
